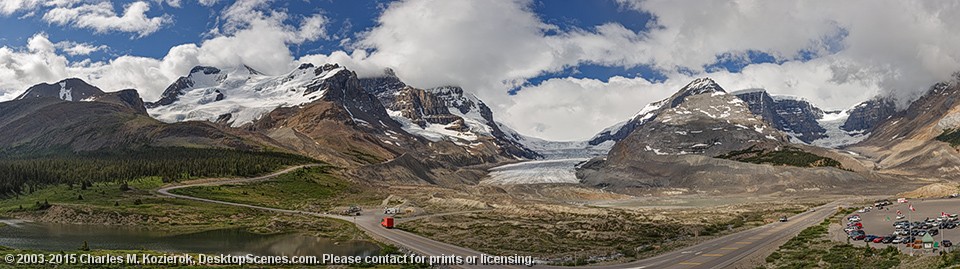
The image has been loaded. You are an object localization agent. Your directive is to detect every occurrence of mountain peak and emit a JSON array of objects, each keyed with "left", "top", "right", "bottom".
[
  {"left": 15, "top": 78, "right": 104, "bottom": 101},
  {"left": 297, "top": 63, "right": 315, "bottom": 70},
  {"left": 189, "top": 66, "right": 220, "bottom": 75},
  {"left": 666, "top": 77, "right": 726, "bottom": 108},
  {"left": 242, "top": 65, "right": 263, "bottom": 75},
  {"left": 682, "top": 77, "right": 724, "bottom": 95},
  {"left": 383, "top": 68, "right": 397, "bottom": 77}
]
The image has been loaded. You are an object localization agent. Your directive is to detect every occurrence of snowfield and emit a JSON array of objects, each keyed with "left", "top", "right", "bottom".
[{"left": 148, "top": 65, "right": 344, "bottom": 127}]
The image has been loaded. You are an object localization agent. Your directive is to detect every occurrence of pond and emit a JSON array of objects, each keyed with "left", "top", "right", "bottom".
[{"left": 0, "top": 219, "right": 380, "bottom": 256}]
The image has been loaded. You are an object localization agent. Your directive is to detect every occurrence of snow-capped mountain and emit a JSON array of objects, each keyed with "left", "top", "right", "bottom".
[
  {"left": 732, "top": 89, "right": 826, "bottom": 142},
  {"left": 587, "top": 78, "right": 788, "bottom": 156},
  {"left": 731, "top": 89, "right": 896, "bottom": 148},
  {"left": 15, "top": 78, "right": 104, "bottom": 101},
  {"left": 1, "top": 77, "right": 277, "bottom": 152},
  {"left": 587, "top": 99, "right": 665, "bottom": 148},
  {"left": 599, "top": 78, "right": 789, "bottom": 156},
  {"left": 147, "top": 64, "right": 345, "bottom": 127},
  {"left": 359, "top": 71, "right": 540, "bottom": 159},
  {"left": 589, "top": 83, "right": 898, "bottom": 151},
  {"left": 577, "top": 78, "right": 874, "bottom": 194},
  {"left": 147, "top": 64, "right": 539, "bottom": 166},
  {"left": 841, "top": 97, "right": 897, "bottom": 135}
]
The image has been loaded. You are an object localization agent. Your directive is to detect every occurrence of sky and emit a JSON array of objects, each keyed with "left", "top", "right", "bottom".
[{"left": 1, "top": 0, "right": 959, "bottom": 141}]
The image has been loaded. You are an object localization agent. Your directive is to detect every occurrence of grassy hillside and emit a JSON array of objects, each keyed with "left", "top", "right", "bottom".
[
  {"left": 716, "top": 146, "right": 843, "bottom": 168},
  {"left": 0, "top": 175, "right": 372, "bottom": 242},
  {"left": 0, "top": 147, "right": 315, "bottom": 196},
  {"left": 169, "top": 166, "right": 385, "bottom": 212}
]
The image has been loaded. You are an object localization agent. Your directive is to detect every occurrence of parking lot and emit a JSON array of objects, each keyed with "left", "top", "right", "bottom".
[{"left": 842, "top": 198, "right": 960, "bottom": 254}]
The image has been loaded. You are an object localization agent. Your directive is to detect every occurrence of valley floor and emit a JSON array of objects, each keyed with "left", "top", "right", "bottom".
[{"left": 0, "top": 157, "right": 945, "bottom": 268}]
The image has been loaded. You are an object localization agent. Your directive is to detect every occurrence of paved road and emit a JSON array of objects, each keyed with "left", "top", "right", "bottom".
[
  {"left": 543, "top": 201, "right": 843, "bottom": 269},
  {"left": 157, "top": 165, "right": 495, "bottom": 268},
  {"left": 158, "top": 165, "right": 841, "bottom": 269}
]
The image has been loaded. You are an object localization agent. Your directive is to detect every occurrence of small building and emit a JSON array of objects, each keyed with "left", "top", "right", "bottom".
[{"left": 923, "top": 234, "right": 935, "bottom": 249}]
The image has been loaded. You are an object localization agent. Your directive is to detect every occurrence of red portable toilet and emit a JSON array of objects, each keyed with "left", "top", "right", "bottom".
[{"left": 381, "top": 217, "right": 395, "bottom": 228}]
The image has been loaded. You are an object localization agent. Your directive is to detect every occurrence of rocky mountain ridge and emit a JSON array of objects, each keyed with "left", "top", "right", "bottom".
[{"left": 577, "top": 77, "right": 885, "bottom": 194}]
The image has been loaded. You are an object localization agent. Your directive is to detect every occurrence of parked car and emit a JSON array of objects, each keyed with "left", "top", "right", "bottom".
[
  {"left": 864, "top": 235, "right": 878, "bottom": 242},
  {"left": 844, "top": 227, "right": 860, "bottom": 233},
  {"left": 900, "top": 236, "right": 915, "bottom": 244},
  {"left": 872, "top": 237, "right": 885, "bottom": 243},
  {"left": 929, "top": 229, "right": 940, "bottom": 236},
  {"left": 892, "top": 237, "right": 908, "bottom": 244},
  {"left": 882, "top": 236, "right": 895, "bottom": 244},
  {"left": 944, "top": 240, "right": 954, "bottom": 248},
  {"left": 852, "top": 234, "right": 866, "bottom": 240},
  {"left": 779, "top": 216, "right": 788, "bottom": 222}
]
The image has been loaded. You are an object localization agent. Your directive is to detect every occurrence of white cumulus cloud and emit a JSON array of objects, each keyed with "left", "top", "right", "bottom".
[
  {"left": 55, "top": 41, "right": 108, "bottom": 56},
  {"left": 336, "top": 0, "right": 960, "bottom": 140},
  {"left": 42, "top": 1, "right": 173, "bottom": 37},
  {"left": 0, "top": 0, "right": 330, "bottom": 102},
  {"left": 2, "top": 0, "right": 960, "bottom": 142}
]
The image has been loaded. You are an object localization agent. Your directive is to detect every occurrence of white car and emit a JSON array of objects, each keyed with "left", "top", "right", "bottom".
[{"left": 896, "top": 215, "right": 906, "bottom": 220}]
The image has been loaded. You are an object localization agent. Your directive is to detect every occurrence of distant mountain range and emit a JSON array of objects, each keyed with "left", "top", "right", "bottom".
[
  {"left": 1, "top": 63, "right": 543, "bottom": 185},
  {"left": 4, "top": 62, "right": 959, "bottom": 192},
  {"left": 586, "top": 82, "right": 896, "bottom": 150},
  {"left": 577, "top": 74, "right": 960, "bottom": 194}
]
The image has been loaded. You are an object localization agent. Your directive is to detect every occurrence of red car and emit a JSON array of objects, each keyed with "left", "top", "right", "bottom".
[{"left": 873, "top": 237, "right": 884, "bottom": 243}]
